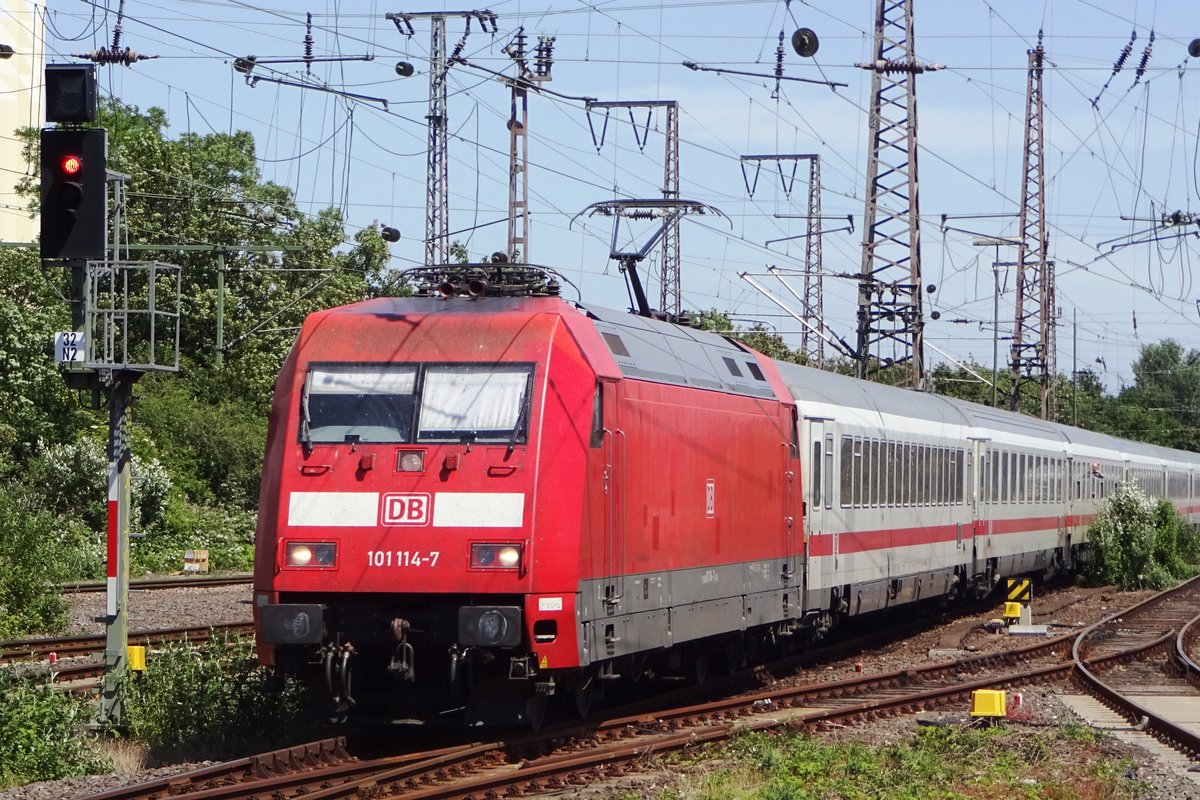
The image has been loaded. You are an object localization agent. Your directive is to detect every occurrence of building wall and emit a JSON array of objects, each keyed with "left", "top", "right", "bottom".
[{"left": 0, "top": 1, "right": 44, "bottom": 244}]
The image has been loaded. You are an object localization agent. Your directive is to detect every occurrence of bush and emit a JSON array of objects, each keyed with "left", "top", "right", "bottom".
[
  {"left": 0, "top": 487, "right": 92, "bottom": 636},
  {"left": 132, "top": 501, "right": 255, "bottom": 574},
  {"left": 124, "top": 634, "right": 310, "bottom": 761},
  {"left": 22, "top": 436, "right": 172, "bottom": 538},
  {"left": 0, "top": 669, "right": 112, "bottom": 788},
  {"left": 1084, "top": 482, "right": 1197, "bottom": 590}
]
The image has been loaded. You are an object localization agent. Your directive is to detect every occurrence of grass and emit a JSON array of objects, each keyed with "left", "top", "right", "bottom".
[{"left": 612, "top": 723, "right": 1150, "bottom": 800}]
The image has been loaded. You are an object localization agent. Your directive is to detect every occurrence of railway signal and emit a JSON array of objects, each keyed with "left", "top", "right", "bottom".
[{"left": 40, "top": 127, "right": 107, "bottom": 260}]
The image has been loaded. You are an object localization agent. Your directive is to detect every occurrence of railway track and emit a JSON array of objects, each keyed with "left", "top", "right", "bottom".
[
  {"left": 56, "top": 574, "right": 252, "bottom": 593},
  {"left": 1, "top": 623, "right": 255, "bottom": 671},
  {"left": 1072, "top": 573, "right": 1200, "bottom": 757},
  {"left": 74, "top": 576, "right": 1200, "bottom": 800}
]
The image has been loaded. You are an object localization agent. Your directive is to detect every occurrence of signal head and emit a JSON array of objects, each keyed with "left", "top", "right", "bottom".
[{"left": 60, "top": 154, "right": 83, "bottom": 176}]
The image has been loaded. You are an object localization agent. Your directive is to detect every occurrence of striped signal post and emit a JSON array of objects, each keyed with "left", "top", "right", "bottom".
[{"left": 101, "top": 378, "right": 134, "bottom": 726}]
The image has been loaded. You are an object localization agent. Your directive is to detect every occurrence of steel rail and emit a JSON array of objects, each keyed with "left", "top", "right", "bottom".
[
  {"left": 57, "top": 574, "right": 252, "bottom": 593},
  {"left": 2, "top": 622, "right": 254, "bottom": 664},
  {"left": 1072, "top": 573, "right": 1200, "bottom": 759}
]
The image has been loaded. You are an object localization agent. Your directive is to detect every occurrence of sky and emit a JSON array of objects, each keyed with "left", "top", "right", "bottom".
[{"left": 12, "top": 1, "right": 1200, "bottom": 392}]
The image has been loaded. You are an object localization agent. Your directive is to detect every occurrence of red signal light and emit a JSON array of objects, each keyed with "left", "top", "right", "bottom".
[{"left": 60, "top": 154, "right": 83, "bottom": 176}]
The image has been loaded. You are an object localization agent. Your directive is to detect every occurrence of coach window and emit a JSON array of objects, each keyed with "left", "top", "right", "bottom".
[
  {"left": 885, "top": 442, "right": 896, "bottom": 506},
  {"left": 840, "top": 436, "right": 854, "bottom": 507},
  {"left": 812, "top": 440, "right": 822, "bottom": 509},
  {"left": 937, "top": 447, "right": 946, "bottom": 505},
  {"left": 954, "top": 449, "right": 963, "bottom": 504},
  {"left": 824, "top": 434, "right": 835, "bottom": 509},
  {"left": 870, "top": 440, "right": 882, "bottom": 506},
  {"left": 933, "top": 446, "right": 940, "bottom": 505},
  {"left": 913, "top": 444, "right": 923, "bottom": 505},
  {"left": 853, "top": 438, "right": 865, "bottom": 507},
  {"left": 981, "top": 452, "right": 990, "bottom": 504}
]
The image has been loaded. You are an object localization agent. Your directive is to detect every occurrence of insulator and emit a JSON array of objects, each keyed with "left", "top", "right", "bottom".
[
  {"left": 234, "top": 56, "right": 257, "bottom": 75},
  {"left": 930, "top": 310, "right": 941, "bottom": 321},
  {"left": 1133, "top": 31, "right": 1154, "bottom": 83},
  {"left": 75, "top": 46, "right": 156, "bottom": 66},
  {"left": 864, "top": 59, "right": 926, "bottom": 75},
  {"left": 304, "top": 12, "right": 314, "bottom": 74},
  {"left": 395, "top": 61, "right": 415, "bottom": 77}
]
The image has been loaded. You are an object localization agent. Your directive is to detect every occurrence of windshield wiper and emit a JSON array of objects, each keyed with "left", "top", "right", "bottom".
[
  {"left": 301, "top": 390, "right": 313, "bottom": 456},
  {"left": 506, "top": 385, "right": 531, "bottom": 456}
]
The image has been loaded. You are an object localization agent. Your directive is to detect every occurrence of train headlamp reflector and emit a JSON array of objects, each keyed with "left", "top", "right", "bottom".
[
  {"left": 458, "top": 605, "right": 522, "bottom": 647},
  {"left": 285, "top": 542, "right": 337, "bottom": 568},
  {"left": 470, "top": 543, "right": 522, "bottom": 570},
  {"left": 476, "top": 609, "right": 508, "bottom": 644},
  {"left": 397, "top": 450, "right": 424, "bottom": 472}
]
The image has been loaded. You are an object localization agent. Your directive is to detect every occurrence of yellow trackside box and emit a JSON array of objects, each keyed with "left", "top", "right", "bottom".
[
  {"left": 969, "top": 689, "right": 1007, "bottom": 717},
  {"left": 1003, "top": 602, "right": 1023, "bottom": 621},
  {"left": 183, "top": 549, "right": 210, "bottom": 574},
  {"left": 126, "top": 645, "right": 147, "bottom": 672}
]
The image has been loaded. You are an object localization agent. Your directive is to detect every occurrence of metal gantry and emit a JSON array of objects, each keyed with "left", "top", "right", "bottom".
[
  {"left": 740, "top": 153, "right": 827, "bottom": 368},
  {"left": 854, "top": 0, "right": 939, "bottom": 388},
  {"left": 586, "top": 101, "right": 681, "bottom": 316},
  {"left": 1010, "top": 33, "right": 1054, "bottom": 418}
]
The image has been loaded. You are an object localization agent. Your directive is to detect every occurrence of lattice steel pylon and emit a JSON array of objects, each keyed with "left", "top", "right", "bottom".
[
  {"left": 387, "top": 10, "right": 498, "bottom": 266},
  {"left": 855, "top": 0, "right": 939, "bottom": 387},
  {"left": 1009, "top": 33, "right": 1053, "bottom": 419},
  {"left": 802, "top": 156, "right": 825, "bottom": 368}
]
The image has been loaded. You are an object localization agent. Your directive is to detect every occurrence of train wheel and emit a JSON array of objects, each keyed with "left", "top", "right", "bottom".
[
  {"left": 692, "top": 651, "right": 710, "bottom": 684},
  {"left": 524, "top": 690, "right": 549, "bottom": 730},
  {"left": 571, "top": 669, "right": 598, "bottom": 718}
]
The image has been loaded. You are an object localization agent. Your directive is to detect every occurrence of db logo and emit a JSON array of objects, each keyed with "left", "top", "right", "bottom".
[{"left": 381, "top": 493, "right": 431, "bottom": 526}]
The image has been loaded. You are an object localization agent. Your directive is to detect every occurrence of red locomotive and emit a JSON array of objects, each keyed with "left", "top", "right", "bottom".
[{"left": 254, "top": 264, "right": 1200, "bottom": 725}]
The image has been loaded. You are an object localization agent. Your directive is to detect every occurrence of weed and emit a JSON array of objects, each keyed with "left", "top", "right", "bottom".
[
  {"left": 123, "top": 632, "right": 312, "bottom": 762},
  {"left": 0, "top": 668, "right": 111, "bottom": 788}
]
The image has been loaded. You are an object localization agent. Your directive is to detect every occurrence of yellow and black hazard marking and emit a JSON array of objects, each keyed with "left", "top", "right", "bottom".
[{"left": 1006, "top": 578, "right": 1032, "bottom": 602}]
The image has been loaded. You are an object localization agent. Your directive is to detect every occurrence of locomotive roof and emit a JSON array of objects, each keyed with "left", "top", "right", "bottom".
[{"left": 579, "top": 303, "right": 778, "bottom": 400}]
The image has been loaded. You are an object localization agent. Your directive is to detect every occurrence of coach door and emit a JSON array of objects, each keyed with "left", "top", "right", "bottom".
[
  {"left": 968, "top": 438, "right": 990, "bottom": 574},
  {"left": 782, "top": 406, "right": 799, "bottom": 589},
  {"left": 804, "top": 417, "right": 834, "bottom": 600},
  {"left": 600, "top": 379, "right": 626, "bottom": 614}
]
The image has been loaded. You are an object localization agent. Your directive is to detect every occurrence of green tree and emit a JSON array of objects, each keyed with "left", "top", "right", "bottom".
[{"left": 696, "top": 308, "right": 805, "bottom": 364}]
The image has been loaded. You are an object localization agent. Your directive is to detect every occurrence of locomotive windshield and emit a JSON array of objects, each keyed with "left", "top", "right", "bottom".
[{"left": 302, "top": 363, "right": 533, "bottom": 445}]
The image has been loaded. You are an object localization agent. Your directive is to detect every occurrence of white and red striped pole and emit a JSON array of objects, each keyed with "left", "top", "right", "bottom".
[{"left": 100, "top": 379, "right": 133, "bottom": 727}]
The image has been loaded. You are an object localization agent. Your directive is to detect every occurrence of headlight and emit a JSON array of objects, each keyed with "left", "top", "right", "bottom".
[
  {"left": 470, "top": 543, "right": 522, "bottom": 570},
  {"left": 285, "top": 542, "right": 337, "bottom": 568},
  {"left": 397, "top": 450, "right": 424, "bottom": 472}
]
